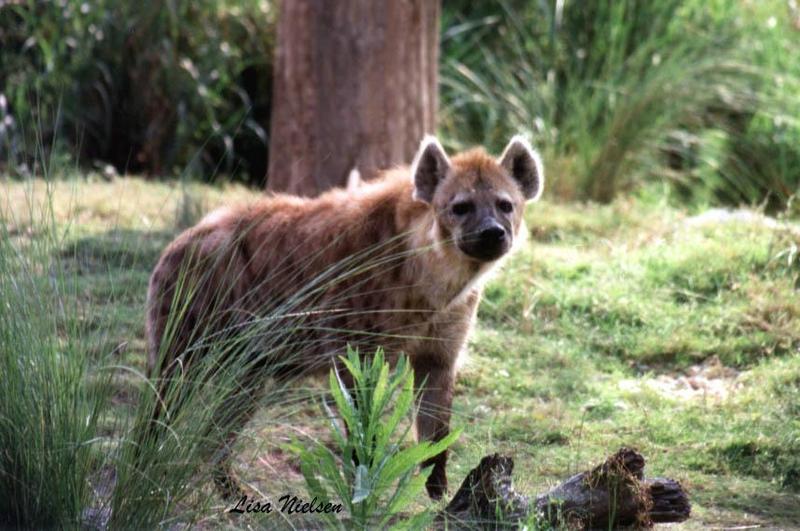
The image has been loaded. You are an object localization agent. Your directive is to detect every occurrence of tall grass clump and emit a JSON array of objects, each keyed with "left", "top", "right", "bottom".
[
  {"left": 294, "top": 348, "right": 459, "bottom": 529},
  {"left": 440, "top": 0, "right": 799, "bottom": 208},
  {"left": 0, "top": 184, "right": 324, "bottom": 527},
  {"left": 694, "top": 1, "right": 800, "bottom": 210},
  {"left": 109, "top": 324, "right": 281, "bottom": 528},
  {"left": 0, "top": 189, "right": 112, "bottom": 527},
  {"left": 108, "top": 251, "right": 319, "bottom": 527},
  {"left": 0, "top": 181, "right": 289, "bottom": 528}
]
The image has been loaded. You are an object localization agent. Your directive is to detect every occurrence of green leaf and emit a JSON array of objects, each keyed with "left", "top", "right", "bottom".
[
  {"left": 341, "top": 348, "right": 363, "bottom": 383},
  {"left": 370, "top": 361, "right": 390, "bottom": 425},
  {"left": 377, "top": 429, "right": 462, "bottom": 488},
  {"left": 313, "top": 445, "right": 350, "bottom": 508},
  {"left": 376, "top": 370, "right": 415, "bottom": 459},
  {"left": 322, "top": 396, "right": 347, "bottom": 451},
  {"left": 329, "top": 368, "right": 356, "bottom": 434},
  {"left": 296, "top": 446, "right": 328, "bottom": 500},
  {"left": 384, "top": 470, "right": 428, "bottom": 521},
  {"left": 423, "top": 428, "right": 463, "bottom": 460}
]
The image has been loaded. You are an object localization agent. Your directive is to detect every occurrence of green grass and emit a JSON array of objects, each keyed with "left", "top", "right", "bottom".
[{"left": 1, "top": 175, "right": 799, "bottom": 528}]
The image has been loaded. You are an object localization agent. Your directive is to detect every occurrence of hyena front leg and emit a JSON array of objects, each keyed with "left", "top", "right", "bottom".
[{"left": 412, "top": 356, "right": 455, "bottom": 500}]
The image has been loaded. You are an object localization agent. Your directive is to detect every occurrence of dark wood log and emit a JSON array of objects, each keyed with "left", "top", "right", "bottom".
[{"left": 438, "top": 448, "right": 690, "bottom": 530}]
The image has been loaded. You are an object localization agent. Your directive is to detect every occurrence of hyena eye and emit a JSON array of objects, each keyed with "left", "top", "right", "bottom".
[
  {"left": 451, "top": 201, "right": 474, "bottom": 216},
  {"left": 497, "top": 199, "right": 513, "bottom": 213}
]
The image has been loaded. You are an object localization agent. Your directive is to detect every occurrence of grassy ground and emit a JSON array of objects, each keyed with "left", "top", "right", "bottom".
[{"left": 2, "top": 175, "right": 799, "bottom": 528}]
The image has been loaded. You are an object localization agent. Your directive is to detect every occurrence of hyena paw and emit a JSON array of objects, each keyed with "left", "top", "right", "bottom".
[
  {"left": 213, "top": 469, "right": 246, "bottom": 501},
  {"left": 425, "top": 470, "right": 447, "bottom": 500}
]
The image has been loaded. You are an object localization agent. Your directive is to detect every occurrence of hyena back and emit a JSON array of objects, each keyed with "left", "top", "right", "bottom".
[{"left": 145, "top": 135, "right": 544, "bottom": 500}]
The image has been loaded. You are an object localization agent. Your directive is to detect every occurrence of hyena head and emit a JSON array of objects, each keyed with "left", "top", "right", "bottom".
[{"left": 411, "top": 135, "right": 544, "bottom": 262}]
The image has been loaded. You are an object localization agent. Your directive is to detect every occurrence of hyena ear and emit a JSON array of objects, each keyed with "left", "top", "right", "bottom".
[
  {"left": 346, "top": 167, "right": 362, "bottom": 192},
  {"left": 498, "top": 135, "right": 544, "bottom": 201},
  {"left": 411, "top": 135, "right": 451, "bottom": 203}
]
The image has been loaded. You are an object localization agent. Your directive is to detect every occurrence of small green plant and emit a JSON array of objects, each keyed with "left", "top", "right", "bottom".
[{"left": 293, "top": 347, "right": 460, "bottom": 529}]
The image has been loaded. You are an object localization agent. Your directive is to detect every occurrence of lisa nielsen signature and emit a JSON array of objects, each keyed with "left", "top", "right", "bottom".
[{"left": 229, "top": 495, "right": 343, "bottom": 515}]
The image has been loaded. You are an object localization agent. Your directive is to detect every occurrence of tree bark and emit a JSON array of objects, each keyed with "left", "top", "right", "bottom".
[
  {"left": 438, "top": 448, "right": 691, "bottom": 530},
  {"left": 266, "top": 0, "right": 440, "bottom": 196}
]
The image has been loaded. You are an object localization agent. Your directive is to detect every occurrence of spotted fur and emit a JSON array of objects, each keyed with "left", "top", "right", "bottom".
[{"left": 145, "top": 136, "right": 544, "bottom": 499}]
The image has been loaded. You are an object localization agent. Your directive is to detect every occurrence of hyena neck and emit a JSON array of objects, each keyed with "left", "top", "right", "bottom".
[{"left": 405, "top": 211, "right": 499, "bottom": 310}]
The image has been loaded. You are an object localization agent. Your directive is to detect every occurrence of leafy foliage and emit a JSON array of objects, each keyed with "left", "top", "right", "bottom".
[
  {"left": 2, "top": 0, "right": 799, "bottom": 206},
  {"left": 440, "top": 0, "right": 800, "bottom": 209},
  {"left": 293, "top": 348, "right": 460, "bottom": 529},
  {"left": 0, "top": 0, "right": 274, "bottom": 183}
]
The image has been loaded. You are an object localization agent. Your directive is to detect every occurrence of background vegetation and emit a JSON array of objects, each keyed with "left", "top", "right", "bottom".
[
  {"left": 0, "top": 0, "right": 274, "bottom": 184},
  {"left": 1, "top": 0, "right": 799, "bottom": 207},
  {"left": 1, "top": 0, "right": 799, "bottom": 528},
  {"left": 440, "top": 0, "right": 800, "bottom": 208}
]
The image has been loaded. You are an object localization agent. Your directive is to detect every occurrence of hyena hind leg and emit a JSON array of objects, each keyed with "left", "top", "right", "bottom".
[{"left": 207, "top": 380, "right": 265, "bottom": 500}]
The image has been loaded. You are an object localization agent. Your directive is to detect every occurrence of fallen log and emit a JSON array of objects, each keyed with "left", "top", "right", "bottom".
[{"left": 438, "top": 448, "right": 690, "bottom": 529}]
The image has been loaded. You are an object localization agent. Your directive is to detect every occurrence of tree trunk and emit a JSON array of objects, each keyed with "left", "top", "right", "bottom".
[{"left": 267, "top": 0, "right": 440, "bottom": 196}]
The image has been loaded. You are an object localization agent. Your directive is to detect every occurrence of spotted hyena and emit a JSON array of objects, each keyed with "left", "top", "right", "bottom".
[{"left": 145, "top": 135, "right": 544, "bottom": 500}]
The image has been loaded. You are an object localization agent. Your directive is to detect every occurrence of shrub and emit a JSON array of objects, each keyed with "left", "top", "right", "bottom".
[
  {"left": 440, "top": 0, "right": 800, "bottom": 208},
  {"left": 0, "top": 0, "right": 275, "bottom": 184},
  {"left": 293, "top": 348, "right": 460, "bottom": 529}
]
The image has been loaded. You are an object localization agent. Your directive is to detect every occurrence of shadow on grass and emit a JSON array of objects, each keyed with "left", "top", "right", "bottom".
[
  {"left": 61, "top": 228, "right": 174, "bottom": 274},
  {"left": 56, "top": 228, "right": 175, "bottom": 370},
  {"left": 699, "top": 477, "right": 800, "bottom": 527}
]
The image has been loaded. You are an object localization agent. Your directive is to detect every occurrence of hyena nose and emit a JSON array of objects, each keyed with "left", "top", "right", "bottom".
[{"left": 479, "top": 224, "right": 506, "bottom": 243}]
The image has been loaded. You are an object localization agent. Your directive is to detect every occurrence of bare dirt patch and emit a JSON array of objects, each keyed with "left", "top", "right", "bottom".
[{"left": 621, "top": 356, "right": 741, "bottom": 402}]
